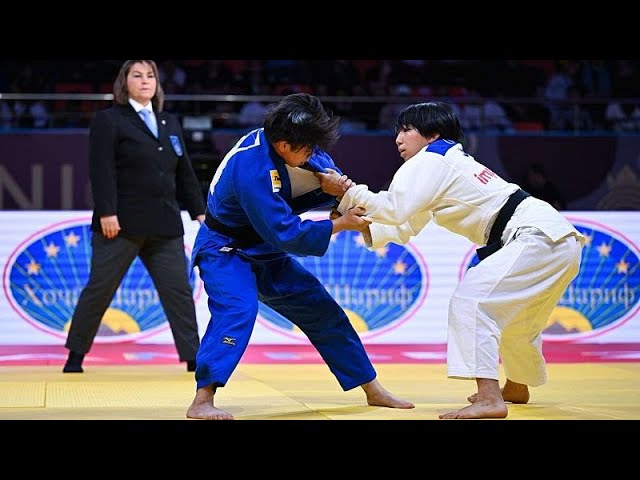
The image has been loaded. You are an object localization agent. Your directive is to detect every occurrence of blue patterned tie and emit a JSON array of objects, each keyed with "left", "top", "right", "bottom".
[{"left": 139, "top": 108, "right": 158, "bottom": 137}]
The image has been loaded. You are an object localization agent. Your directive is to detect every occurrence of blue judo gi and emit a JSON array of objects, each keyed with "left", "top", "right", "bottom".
[{"left": 191, "top": 128, "right": 376, "bottom": 390}]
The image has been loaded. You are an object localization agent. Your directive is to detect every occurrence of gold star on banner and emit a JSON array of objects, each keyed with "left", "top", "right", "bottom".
[
  {"left": 64, "top": 232, "right": 80, "bottom": 247},
  {"left": 375, "top": 246, "right": 388, "bottom": 257},
  {"left": 393, "top": 260, "right": 407, "bottom": 275},
  {"left": 354, "top": 234, "right": 367, "bottom": 247},
  {"left": 44, "top": 242, "right": 60, "bottom": 258},
  {"left": 27, "top": 260, "right": 41, "bottom": 275},
  {"left": 581, "top": 232, "right": 592, "bottom": 246},
  {"left": 596, "top": 242, "right": 612, "bottom": 257},
  {"left": 616, "top": 260, "right": 630, "bottom": 274}
]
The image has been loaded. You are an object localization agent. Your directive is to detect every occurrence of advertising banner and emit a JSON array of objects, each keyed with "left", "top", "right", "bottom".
[{"left": 2, "top": 211, "right": 639, "bottom": 349}]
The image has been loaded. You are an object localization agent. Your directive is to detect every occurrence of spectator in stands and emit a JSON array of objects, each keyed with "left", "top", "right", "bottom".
[
  {"left": 29, "top": 100, "right": 50, "bottom": 128},
  {"left": 0, "top": 100, "right": 12, "bottom": 130},
  {"left": 605, "top": 101, "right": 640, "bottom": 132},
  {"left": 377, "top": 84, "right": 413, "bottom": 131},
  {"left": 544, "top": 61, "right": 578, "bottom": 131},
  {"left": 237, "top": 85, "right": 272, "bottom": 128},
  {"left": 521, "top": 163, "right": 567, "bottom": 210},
  {"left": 458, "top": 88, "right": 514, "bottom": 133},
  {"left": 159, "top": 60, "right": 187, "bottom": 92},
  {"left": 578, "top": 60, "right": 612, "bottom": 128}
]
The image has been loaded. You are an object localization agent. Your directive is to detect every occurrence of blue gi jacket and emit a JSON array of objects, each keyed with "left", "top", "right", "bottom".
[{"left": 198, "top": 128, "right": 340, "bottom": 257}]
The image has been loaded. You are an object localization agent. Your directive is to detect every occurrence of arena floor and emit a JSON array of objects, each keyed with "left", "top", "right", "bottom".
[{"left": 1, "top": 362, "right": 639, "bottom": 420}]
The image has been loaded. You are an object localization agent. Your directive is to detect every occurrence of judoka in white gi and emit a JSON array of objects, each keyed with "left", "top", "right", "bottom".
[
  {"left": 186, "top": 93, "right": 414, "bottom": 420},
  {"left": 318, "top": 102, "right": 584, "bottom": 419}
]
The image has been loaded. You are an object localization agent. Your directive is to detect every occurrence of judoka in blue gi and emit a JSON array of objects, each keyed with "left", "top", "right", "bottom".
[{"left": 186, "top": 93, "right": 415, "bottom": 419}]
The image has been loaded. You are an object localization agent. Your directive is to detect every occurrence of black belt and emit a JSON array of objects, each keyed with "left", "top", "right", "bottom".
[
  {"left": 476, "top": 189, "right": 531, "bottom": 262},
  {"left": 204, "top": 209, "right": 264, "bottom": 249}
]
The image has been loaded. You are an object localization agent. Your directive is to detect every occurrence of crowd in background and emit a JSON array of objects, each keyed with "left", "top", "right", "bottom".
[{"left": 1, "top": 59, "right": 639, "bottom": 133}]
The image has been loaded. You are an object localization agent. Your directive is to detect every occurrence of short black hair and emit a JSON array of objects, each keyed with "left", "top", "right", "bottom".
[
  {"left": 263, "top": 93, "right": 340, "bottom": 151},
  {"left": 395, "top": 102, "right": 464, "bottom": 143}
]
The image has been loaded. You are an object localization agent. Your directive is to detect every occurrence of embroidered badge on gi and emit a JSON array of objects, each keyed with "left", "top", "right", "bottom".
[
  {"left": 270, "top": 169, "right": 281, "bottom": 192},
  {"left": 222, "top": 336, "right": 236, "bottom": 346},
  {"left": 169, "top": 135, "right": 183, "bottom": 156}
]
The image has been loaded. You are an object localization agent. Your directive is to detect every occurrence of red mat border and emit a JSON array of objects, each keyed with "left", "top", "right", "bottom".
[{"left": 1, "top": 343, "right": 639, "bottom": 366}]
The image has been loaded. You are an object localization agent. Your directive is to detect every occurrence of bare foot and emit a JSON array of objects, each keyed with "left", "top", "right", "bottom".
[
  {"left": 361, "top": 378, "right": 415, "bottom": 409},
  {"left": 187, "top": 404, "right": 234, "bottom": 420},
  {"left": 467, "top": 378, "right": 530, "bottom": 404},
  {"left": 439, "top": 401, "right": 508, "bottom": 419},
  {"left": 442, "top": 377, "right": 507, "bottom": 419},
  {"left": 186, "top": 385, "right": 235, "bottom": 420}
]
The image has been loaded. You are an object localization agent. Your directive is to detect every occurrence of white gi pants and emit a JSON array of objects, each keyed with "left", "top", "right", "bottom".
[{"left": 447, "top": 227, "right": 583, "bottom": 386}]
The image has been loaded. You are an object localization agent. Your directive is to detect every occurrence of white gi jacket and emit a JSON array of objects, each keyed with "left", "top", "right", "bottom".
[{"left": 337, "top": 139, "right": 578, "bottom": 249}]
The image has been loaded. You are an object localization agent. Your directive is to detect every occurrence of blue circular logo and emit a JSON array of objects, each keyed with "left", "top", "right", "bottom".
[
  {"left": 257, "top": 227, "right": 428, "bottom": 339},
  {"left": 3, "top": 218, "right": 200, "bottom": 342},
  {"left": 462, "top": 218, "right": 640, "bottom": 341}
]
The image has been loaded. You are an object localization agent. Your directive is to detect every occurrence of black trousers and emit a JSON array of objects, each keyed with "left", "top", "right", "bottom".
[{"left": 65, "top": 232, "right": 200, "bottom": 361}]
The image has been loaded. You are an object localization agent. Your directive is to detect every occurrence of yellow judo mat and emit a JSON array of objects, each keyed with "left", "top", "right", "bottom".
[{"left": 0, "top": 363, "right": 639, "bottom": 420}]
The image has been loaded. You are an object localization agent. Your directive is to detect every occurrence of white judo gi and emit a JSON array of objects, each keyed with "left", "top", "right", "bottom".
[{"left": 338, "top": 139, "right": 584, "bottom": 386}]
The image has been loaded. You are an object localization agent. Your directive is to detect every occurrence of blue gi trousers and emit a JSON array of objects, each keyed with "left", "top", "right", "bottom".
[{"left": 193, "top": 248, "right": 377, "bottom": 391}]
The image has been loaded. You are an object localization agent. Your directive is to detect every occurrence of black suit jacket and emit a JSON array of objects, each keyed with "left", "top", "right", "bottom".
[{"left": 89, "top": 104, "right": 205, "bottom": 236}]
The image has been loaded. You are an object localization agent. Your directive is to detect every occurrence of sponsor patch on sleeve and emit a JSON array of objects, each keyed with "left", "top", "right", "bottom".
[{"left": 270, "top": 169, "right": 281, "bottom": 192}]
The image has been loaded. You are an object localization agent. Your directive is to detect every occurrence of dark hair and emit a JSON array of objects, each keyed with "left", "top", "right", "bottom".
[
  {"left": 395, "top": 102, "right": 464, "bottom": 143},
  {"left": 113, "top": 60, "right": 165, "bottom": 112},
  {"left": 263, "top": 93, "right": 340, "bottom": 151}
]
